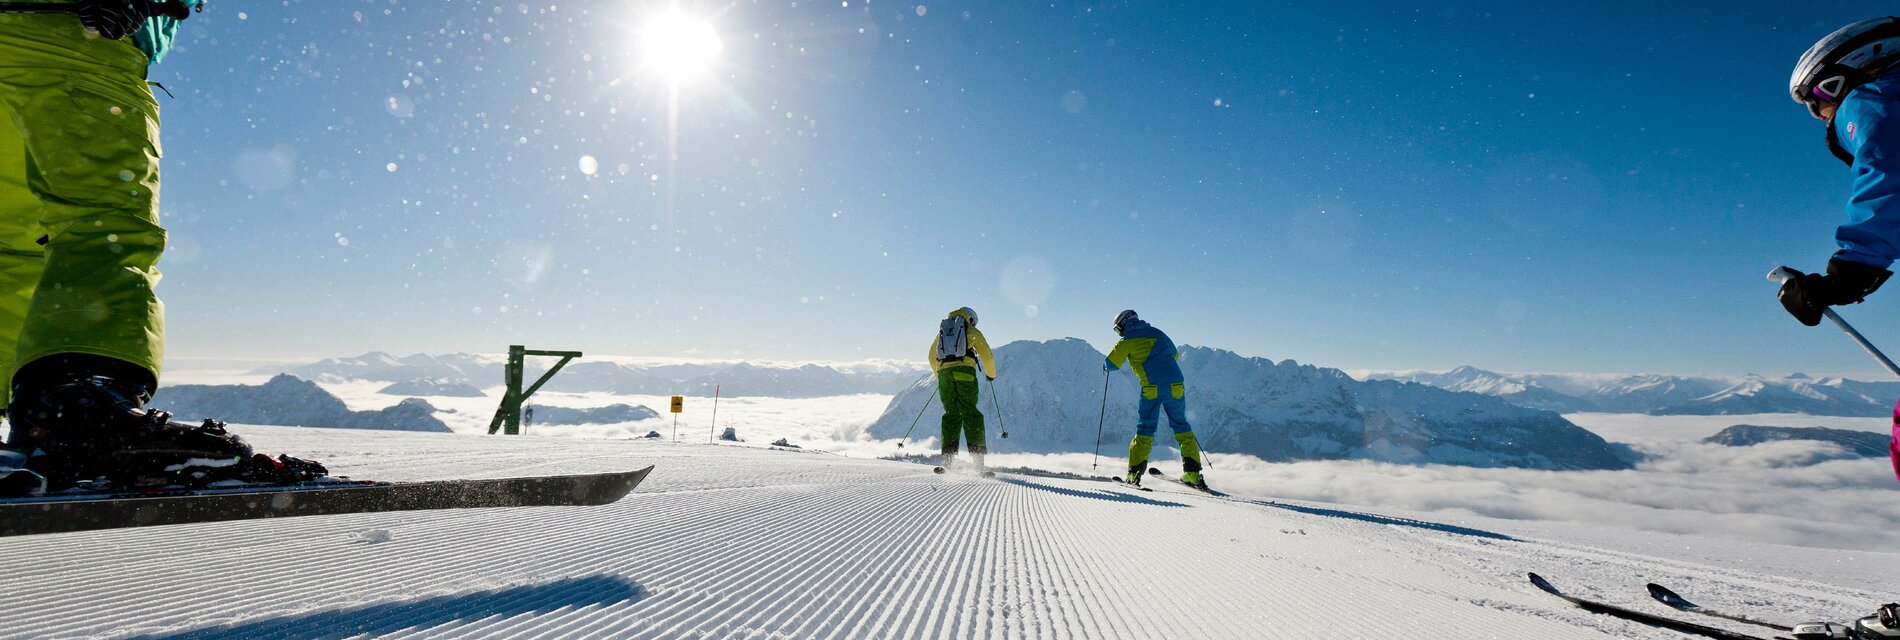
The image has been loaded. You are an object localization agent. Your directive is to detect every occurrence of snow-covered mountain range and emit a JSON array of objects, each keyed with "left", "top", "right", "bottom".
[
  {"left": 271, "top": 352, "right": 923, "bottom": 398},
  {"left": 1372, "top": 366, "right": 1900, "bottom": 416},
  {"left": 866, "top": 339, "right": 1631, "bottom": 471},
  {"left": 151, "top": 374, "right": 452, "bottom": 432}
]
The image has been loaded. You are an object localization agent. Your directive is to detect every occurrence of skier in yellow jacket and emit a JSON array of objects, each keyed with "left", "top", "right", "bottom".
[{"left": 928, "top": 307, "right": 996, "bottom": 472}]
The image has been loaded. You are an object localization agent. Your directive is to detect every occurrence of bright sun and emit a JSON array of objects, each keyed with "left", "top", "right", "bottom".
[{"left": 639, "top": 13, "right": 723, "bottom": 83}]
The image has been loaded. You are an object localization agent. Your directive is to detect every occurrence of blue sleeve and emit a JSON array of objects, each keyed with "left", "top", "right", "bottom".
[{"left": 1835, "top": 93, "right": 1900, "bottom": 269}]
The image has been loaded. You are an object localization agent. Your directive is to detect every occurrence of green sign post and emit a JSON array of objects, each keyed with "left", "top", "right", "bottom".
[{"left": 487, "top": 345, "right": 583, "bottom": 435}]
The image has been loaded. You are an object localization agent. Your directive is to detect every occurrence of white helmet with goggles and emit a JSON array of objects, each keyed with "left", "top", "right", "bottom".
[{"left": 1791, "top": 17, "right": 1900, "bottom": 120}]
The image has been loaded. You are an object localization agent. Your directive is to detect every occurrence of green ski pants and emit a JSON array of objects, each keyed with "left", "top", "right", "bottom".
[
  {"left": 937, "top": 365, "right": 986, "bottom": 457},
  {"left": 0, "top": 14, "right": 166, "bottom": 407}
]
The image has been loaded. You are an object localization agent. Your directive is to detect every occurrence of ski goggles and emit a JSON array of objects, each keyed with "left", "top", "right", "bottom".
[{"left": 1800, "top": 64, "right": 1862, "bottom": 118}]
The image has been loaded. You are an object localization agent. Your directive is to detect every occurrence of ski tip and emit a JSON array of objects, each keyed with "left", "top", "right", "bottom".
[
  {"left": 1767, "top": 266, "right": 1800, "bottom": 283},
  {"left": 982, "top": 471, "right": 997, "bottom": 479},
  {"left": 1527, "top": 572, "right": 1559, "bottom": 595},
  {"left": 932, "top": 466, "right": 946, "bottom": 474},
  {"left": 1646, "top": 583, "right": 1690, "bottom": 608},
  {"left": 1146, "top": 467, "right": 1160, "bottom": 475}
]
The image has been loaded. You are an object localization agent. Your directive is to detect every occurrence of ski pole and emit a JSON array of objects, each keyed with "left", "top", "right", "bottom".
[
  {"left": 897, "top": 378, "right": 939, "bottom": 448},
  {"left": 1092, "top": 369, "right": 1109, "bottom": 470},
  {"left": 986, "top": 376, "right": 1008, "bottom": 439},
  {"left": 1769, "top": 266, "right": 1900, "bottom": 379},
  {"left": 707, "top": 385, "right": 721, "bottom": 443}
]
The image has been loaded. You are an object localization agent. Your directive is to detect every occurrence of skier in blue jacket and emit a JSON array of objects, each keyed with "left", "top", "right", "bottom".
[
  {"left": 1780, "top": 17, "right": 1900, "bottom": 325},
  {"left": 1103, "top": 310, "right": 1207, "bottom": 491}
]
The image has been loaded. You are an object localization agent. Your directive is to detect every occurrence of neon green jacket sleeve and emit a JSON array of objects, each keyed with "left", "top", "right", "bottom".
[
  {"left": 969, "top": 328, "right": 996, "bottom": 379},
  {"left": 1105, "top": 338, "right": 1133, "bottom": 371}
]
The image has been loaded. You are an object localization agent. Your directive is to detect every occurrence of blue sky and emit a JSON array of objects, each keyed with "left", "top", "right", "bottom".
[{"left": 145, "top": 0, "right": 1900, "bottom": 376}]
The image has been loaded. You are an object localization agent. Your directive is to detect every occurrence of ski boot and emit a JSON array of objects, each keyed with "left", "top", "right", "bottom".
[
  {"left": 1853, "top": 604, "right": 1900, "bottom": 638},
  {"left": 1181, "top": 470, "right": 1209, "bottom": 491},
  {"left": 934, "top": 451, "right": 957, "bottom": 474},
  {"left": 1123, "top": 466, "right": 1144, "bottom": 487},
  {"left": 7, "top": 354, "right": 316, "bottom": 489}
]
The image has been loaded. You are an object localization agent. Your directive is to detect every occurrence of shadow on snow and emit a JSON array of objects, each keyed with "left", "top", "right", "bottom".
[
  {"left": 129, "top": 574, "right": 648, "bottom": 640},
  {"left": 995, "top": 475, "right": 1189, "bottom": 508},
  {"left": 1248, "top": 500, "right": 1519, "bottom": 542}
]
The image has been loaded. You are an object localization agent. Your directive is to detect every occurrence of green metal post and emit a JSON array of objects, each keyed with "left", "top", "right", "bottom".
[{"left": 488, "top": 345, "right": 583, "bottom": 435}]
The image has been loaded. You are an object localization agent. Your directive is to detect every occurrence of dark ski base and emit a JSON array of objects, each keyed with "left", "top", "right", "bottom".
[
  {"left": 0, "top": 466, "right": 653, "bottom": 537},
  {"left": 1109, "top": 476, "right": 1154, "bottom": 492},
  {"left": 1528, "top": 573, "right": 1770, "bottom": 640},
  {"left": 1146, "top": 468, "right": 1225, "bottom": 496},
  {"left": 1647, "top": 582, "right": 1794, "bottom": 632},
  {"left": 932, "top": 466, "right": 996, "bottom": 478}
]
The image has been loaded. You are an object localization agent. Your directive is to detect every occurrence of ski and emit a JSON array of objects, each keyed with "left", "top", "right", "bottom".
[
  {"left": 0, "top": 466, "right": 652, "bottom": 537},
  {"left": 1145, "top": 467, "right": 1226, "bottom": 496},
  {"left": 1108, "top": 476, "right": 1154, "bottom": 492},
  {"left": 1527, "top": 573, "right": 1771, "bottom": 640},
  {"left": 1646, "top": 582, "right": 1795, "bottom": 632},
  {"left": 932, "top": 466, "right": 996, "bottom": 478}
]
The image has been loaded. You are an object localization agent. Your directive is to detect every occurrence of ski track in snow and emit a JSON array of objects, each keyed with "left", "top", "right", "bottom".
[{"left": 0, "top": 426, "right": 1892, "bottom": 639}]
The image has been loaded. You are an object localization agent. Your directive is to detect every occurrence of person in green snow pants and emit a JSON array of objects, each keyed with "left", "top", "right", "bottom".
[
  {"left": 0, "top": 9, "right": 170, "bottom": 409},
  {"left": 0, "top": 4, "right": 317, "bottom": 491},
  {"left": 928, "top": 306, "right": 996, "bottom": 471}
]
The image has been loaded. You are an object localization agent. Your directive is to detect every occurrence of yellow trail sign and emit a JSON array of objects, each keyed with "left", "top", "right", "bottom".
[{"left": 670, "top": 396, "right": 684, "bottom": 413}]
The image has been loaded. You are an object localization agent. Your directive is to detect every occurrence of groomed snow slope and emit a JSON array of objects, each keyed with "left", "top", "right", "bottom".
[{"left": 0, "top": 426, "right": 1888, "bottom": 639}]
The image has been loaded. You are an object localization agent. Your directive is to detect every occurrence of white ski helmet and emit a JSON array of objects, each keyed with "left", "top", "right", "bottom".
[
  {"left": 1790, "top": 17, "right": 1900, "bottom": 119},
  {"left": 1113, "top": 309, "right": 1138, "bottom": 335},
  {"left": 955, "top": 306, "right": 977, "bottom": 326}
]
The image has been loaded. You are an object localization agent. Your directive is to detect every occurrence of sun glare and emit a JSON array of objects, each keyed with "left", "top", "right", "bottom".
[{"left": 639, "top": 13, "right": 723, "bottom": 83}]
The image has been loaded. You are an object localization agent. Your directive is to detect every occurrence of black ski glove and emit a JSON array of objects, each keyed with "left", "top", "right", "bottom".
[
  {"left": 75, "top": 0, "right": 148, "bottom": 40},
  {"left": 1779, "top": 258, "right": 1893, "bottom": 326}
]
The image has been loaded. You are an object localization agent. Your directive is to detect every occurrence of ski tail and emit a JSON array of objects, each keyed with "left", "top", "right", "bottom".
[
  {"left": 1528, "top": 573, "right": 1771, "bottom": 640},
  {"left": 1645, "top": 582, "right": 1794, "bottom": 632},
  {"left": 1144, "top": 468, "right": 1225, "bottom": 496}
]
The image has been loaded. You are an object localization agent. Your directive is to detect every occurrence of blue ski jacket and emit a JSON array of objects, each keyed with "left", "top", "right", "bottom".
[
  {"left": 1832, "top": 70, "right": 1900, "bottom": 269},
  {"left": 1104, "top": 320, "right": 1184, "bottom": 388}
]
